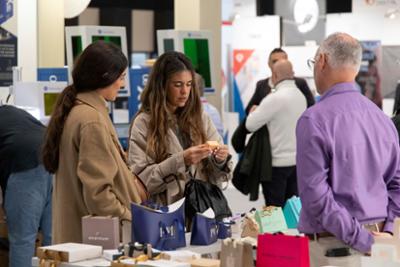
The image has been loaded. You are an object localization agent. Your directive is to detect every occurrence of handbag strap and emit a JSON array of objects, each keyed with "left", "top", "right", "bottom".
[{"left": 189, "top": 168, "right": 198, "bottom": 180}]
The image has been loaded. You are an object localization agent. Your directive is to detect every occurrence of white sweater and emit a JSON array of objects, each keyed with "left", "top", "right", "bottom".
[{"left": 245, "top": 79, "right": 307, "bottom": 167}]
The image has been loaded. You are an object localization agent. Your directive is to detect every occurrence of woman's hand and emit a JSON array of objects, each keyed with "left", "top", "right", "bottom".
[
  {"left": 183, "top": 144, "right": 211, "bottom": 166},
  {"left": 212, "top": 144, "right": 229, "bottom": 163}
]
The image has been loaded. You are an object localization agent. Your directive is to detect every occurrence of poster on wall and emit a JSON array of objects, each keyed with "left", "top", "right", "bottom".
[
  {"left": 0, "top": 0, "right": 16, "bottom": 87},
  {"left": 232, "top": 16, "right": 280, "bottom": 120},
  {"left": 0, "top": 0, "right": 13, "bottom": 24},
  {"left": 0, "top": 26, "right": 17, "bottom": 86},
  {"left": 355, "top": 40, "right": 382, "bottom": 109},
  {"left": 381, "top": 46, "right": 400, "bottom": 114}
]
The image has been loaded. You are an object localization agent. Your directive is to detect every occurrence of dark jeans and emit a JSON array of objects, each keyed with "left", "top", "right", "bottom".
[{"left": 261, "top": 166, "right": 298, "bottom": 207}]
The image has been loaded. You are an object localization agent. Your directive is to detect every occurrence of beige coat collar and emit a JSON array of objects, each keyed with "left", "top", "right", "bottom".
[
  {"left": 76, "top": 91, "right": 109, "bottom": 118},
  {"left": 75, "top": 91, "right": 127, "bottom": 161}
]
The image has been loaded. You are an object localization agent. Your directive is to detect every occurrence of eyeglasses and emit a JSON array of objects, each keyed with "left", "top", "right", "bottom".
[{"left": 307, "top": 58, "right": 316, "bottom": 70}]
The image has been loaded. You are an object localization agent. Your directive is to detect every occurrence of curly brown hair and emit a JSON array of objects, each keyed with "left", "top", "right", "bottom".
[{"left": 136, "top": 51, "right": 207, "bottom": 163}]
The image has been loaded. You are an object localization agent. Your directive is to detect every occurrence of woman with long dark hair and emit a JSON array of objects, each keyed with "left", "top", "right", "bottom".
[
  {"left": 128, "top": 51, "right": 232, "bottom": 205},
  {"left": 42, "top": 41, "right": 143, "bottom": 243}
]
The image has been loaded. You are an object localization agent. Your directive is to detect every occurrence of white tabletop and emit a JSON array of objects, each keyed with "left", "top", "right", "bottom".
[{"left": 32, "top": 232, "right": 230, "bottom": 267}]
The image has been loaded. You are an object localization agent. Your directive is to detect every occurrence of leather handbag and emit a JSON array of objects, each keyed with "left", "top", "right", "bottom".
[
  {"left": 190, "top": 208, "right": 218, "bottom": 246},
  {"left": 132, "top": 173, "right": 150, "bottom": 202},
  {"left": 131, "top": 198, "right": 186, "bottom": 250},
  {"left": 184, "top": 175, "right": 232, "bottom": 222}
]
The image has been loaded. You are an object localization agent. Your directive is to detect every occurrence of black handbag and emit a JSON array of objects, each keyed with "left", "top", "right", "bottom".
[{"left": 184, "top": 171, "right": 232, "bottom": 222}]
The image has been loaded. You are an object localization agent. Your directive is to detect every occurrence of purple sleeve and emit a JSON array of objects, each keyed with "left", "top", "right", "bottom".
[
  {"left": 296, "top": 116, "right": 373, "bottom": 253},
  {"left": 383, "top": 144, "right": 400, "bottom": 233}
]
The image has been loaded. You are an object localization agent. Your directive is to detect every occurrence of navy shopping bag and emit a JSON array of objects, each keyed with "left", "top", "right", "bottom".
[
  {"left": 217, "top": 221, "right": 232, "bottom": 239},
  {"left": 190, "top": 208, "right": 218, "bottom": 246},
  {"left": 131, "top": 198, "right": 186, "bottom": 250}
]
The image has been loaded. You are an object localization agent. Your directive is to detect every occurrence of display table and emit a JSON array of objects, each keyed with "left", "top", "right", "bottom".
[{"left": 32, "top": 232, "right": 230, "bottom": 267}]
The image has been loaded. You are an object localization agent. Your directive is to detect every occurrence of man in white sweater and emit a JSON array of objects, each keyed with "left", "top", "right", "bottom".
[{"left": 245, "top": 59, "right": 307, "bottom": 206}]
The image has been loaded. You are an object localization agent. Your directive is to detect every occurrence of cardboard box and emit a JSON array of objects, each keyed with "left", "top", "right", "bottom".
[
  {"left": 37, "top": 243, "right": 102, "bottom": 262},
  {"left": 189, "top": 258, "right": 220, "bottom": 267},
  {"left": 82, "top": 216, "right": 119, "bottom": 249},
  {"left": 140, "top": 260, "right": 190, "bottom": 267},
  {"left": 160, "top": 250, "right": 201, "bottom": 262}
]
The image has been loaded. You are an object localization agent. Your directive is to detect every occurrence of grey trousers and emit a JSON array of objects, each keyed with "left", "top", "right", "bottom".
[{"left": 309, "top": 237, "right": 363, "bottom": 267}]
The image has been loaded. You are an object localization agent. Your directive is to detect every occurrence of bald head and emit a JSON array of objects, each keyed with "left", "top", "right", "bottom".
[{"left": 271, "top": 59, "right": 294, "bottom": 85}]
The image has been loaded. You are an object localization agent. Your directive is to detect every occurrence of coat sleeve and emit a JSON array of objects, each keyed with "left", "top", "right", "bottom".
[
  {"left": 127, "top": 115, "right": 187, "bottom": 195},
  {"left": 77, "top": 121, "right": 131, "bottom": 221},
  {"left": 245, "top": 79, "right": 271, "bottom": 114},
  {"left": 203, "top": 112, "right": 233, "bottom": 185},
  {"left": 295, "top": 77, "right": 315, "bottom": 107},
  {"left": 246, "top": 93, "right": 280, "bottom": 132}
]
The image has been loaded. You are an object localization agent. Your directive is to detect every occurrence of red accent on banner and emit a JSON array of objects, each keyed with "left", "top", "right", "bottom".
[
  {"left": 233, "top": 49, "right": 254, "bottom": 75},
  {"left": 221, "top": 69, "right": 226, "bottom": 89},
  {"left": 222, "top": 21, "right": 233, "bottom": 26}
]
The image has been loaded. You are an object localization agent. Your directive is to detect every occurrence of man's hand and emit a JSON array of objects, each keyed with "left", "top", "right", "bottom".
[
  {"left": 371, "top": 231, "right": 392, "bottom": 238},
  {"left": 183, "top": 144, "right": 211, "bottom": 166}
]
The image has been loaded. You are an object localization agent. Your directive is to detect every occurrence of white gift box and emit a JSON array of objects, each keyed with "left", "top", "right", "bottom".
[
  {"left": 37, "top": 243, "right": 102, "bottom": 262},
  {"left": 160, "top": 250, "right": 201, "bottom": 262},
  {"left": 120, "top": 259, "right": 190, "bottom": 267}
]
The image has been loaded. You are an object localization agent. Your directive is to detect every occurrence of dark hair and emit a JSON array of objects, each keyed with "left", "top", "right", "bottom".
[
  {"left": 42, "top": 41, "right": 128, "bottom": 173},
  {"left": 269, "top": 47, "right": 287, "bottom": 57},
  {"left": 135, "top": 51, "right": 206, "bottom": 163}
]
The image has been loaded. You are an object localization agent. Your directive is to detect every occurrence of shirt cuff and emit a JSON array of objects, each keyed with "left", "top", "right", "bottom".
[
  {"left": 351, "top": 229, "right": 374, "bottom": 253},
  {"left": 383, "top": 220, "right": 394, "bottom": 234},
  {"left": 210, "top": 155, "right": 227, "bottom": 169}
]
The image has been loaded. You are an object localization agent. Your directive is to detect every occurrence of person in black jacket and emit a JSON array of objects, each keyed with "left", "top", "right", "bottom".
[
  {"left": 232, "top": 48, "right": 314, "bottom": 204},
  {"left": 246, "top": 48, "right": 314, "bottom": 114},
  {"left": 0, "top": 105, "right": 52, "bottom": 267}
]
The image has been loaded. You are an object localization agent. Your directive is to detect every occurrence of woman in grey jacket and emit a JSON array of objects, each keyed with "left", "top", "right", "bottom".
[{"left": 128, "top": 51, "right": 232, "bottom": 205}]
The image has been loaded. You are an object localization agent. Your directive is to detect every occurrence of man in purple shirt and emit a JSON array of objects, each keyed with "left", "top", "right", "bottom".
[{"left": 296, "top": 32, "right": 400, "bottom": 267}]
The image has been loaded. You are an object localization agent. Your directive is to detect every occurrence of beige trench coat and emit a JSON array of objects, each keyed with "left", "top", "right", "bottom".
[
  {"left": 128, "top": 112, "right": 232, "bottom": 205},
  {"left": 52, "top": 91, "right": 142, "bottom": 244}
]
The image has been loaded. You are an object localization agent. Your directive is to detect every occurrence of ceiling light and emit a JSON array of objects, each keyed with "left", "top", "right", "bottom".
[{"left": 293, "top": 0, "right": 319, "bottom": 33}]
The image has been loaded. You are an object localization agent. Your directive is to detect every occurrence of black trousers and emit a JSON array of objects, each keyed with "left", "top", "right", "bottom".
[{"left": 261, "top": 166, "right": 298, "bottom": 207}]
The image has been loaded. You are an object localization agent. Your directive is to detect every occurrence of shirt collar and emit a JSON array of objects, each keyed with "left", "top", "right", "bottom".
[
  {"left": 274, "top": 79, "right": 296, "bottom": 91},
  {"left": 319, "top": 82, "right": 359, "bottom": 102}
]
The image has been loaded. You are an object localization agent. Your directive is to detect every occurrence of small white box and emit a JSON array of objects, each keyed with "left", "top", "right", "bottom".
[
  {"left": 37, "top": 243, "right": 102, "bottom": 262},
  {"left": 120, "top": 259, "right": 190, "bottom": 267},
  {"left": 160, "top": 250, "right": 201, "bottom": 262}
]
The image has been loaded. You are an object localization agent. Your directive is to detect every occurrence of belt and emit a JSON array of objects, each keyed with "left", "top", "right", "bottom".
[{"left": 305, "top": 221, "right": 385, "bottom": 241}]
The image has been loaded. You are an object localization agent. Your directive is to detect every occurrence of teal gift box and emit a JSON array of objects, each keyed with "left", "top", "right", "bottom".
[
  {"left": 255, "top": 206, "right": 288, "bottom": 233},
  {"left": 283, "top": 196, "right": 302, "bottom": 229}
]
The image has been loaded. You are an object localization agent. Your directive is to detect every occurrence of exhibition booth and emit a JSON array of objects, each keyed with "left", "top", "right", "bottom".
[{"left": 1, "top": 0, "right": 400, "bottom": 266}]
